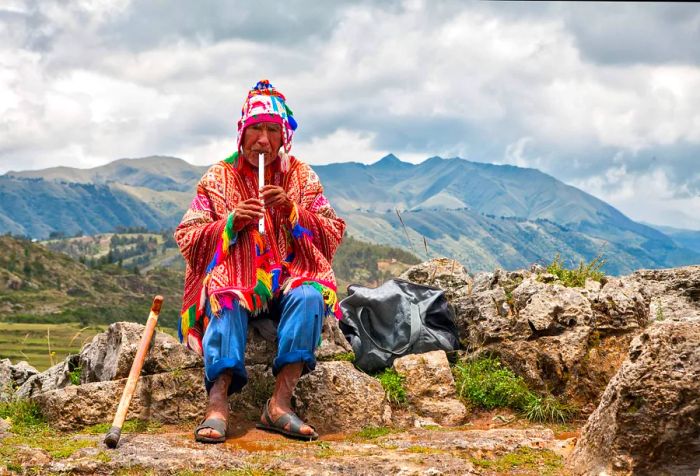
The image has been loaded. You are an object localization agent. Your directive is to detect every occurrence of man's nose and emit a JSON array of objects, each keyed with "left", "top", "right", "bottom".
[{"left": 256, "top": 130, "right": 271, "bottom": 146}]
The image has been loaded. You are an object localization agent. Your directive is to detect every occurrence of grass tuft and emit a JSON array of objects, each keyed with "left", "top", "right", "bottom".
[
  {"left": 0, "top": 399, "right": 48, "bottom": 435},
  {"left": 317, "top": 352, "right": 355, "bottom": 362},
  {"left": 470, "top": 447, "right": 563, "bottom": 474},
  {"left": 453, "top": 356, "right": 575, "bottom": 423},
  {"left": 354, "top": 426, "right": 393, "bottom": 440},
  {"left": 375, "top": 368, "right": 407, "bottom": 406},
  {"left": 542, "top": 254, "right": 605, "bottom": 288}
]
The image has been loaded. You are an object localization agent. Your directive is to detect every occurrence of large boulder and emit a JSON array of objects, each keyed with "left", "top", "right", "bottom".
[
  {"left": 393, "top": 350, "right": 468, "bottom": 427},
  {"left": 399, "top": 259, "right": 655, "bottom": 414},
  {"left": 34, "top": 368, "right": 207, "bottom": 431},
  {"left": 569, "top": 319, "right": 700, "bottom": 475},
  {"left": 293, "top": 361, "right": 389, "bottom": 433},
  {"left": 79, "top": 322, "right": 202, "bottom": 383}
]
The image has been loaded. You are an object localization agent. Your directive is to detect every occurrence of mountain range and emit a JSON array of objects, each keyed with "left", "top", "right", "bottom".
[{"left": 2, "top": 154, "right": 699, "bottom": 275}]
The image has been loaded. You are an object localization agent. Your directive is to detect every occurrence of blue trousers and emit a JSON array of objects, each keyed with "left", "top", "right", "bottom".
[{"left": 202, "top": 285, "right": 324, "bottom": 395}]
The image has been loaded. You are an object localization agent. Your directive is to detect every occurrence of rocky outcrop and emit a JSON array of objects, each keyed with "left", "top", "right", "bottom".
[
  {"left": 0, "top": 359, "right": 38, "bottom": 401},
  {"left": 34, "top": 368, "right": 207, "bottom": 431},
  {"left": 294, "top": 361, "right": 390, "bottom": 433},
  {"left": 393, "top": 350, "right": 468, "bottom": 427},
  {"left": 15, "top": 355, "right": 78, "bottom": 400},
  {"left": 79, "top": 322, "right": 202, "bottom": 383},
  {"left": 569, "top": 319, "right": 700, "bottom": 475}
]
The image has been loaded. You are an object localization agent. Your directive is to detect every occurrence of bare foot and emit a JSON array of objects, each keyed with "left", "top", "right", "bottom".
[
  {"left": 264, "top": 396, "right": 315, "bottom": 436},
  {"left": 197, "top": 372, "right": 232, "bottom": 440}
]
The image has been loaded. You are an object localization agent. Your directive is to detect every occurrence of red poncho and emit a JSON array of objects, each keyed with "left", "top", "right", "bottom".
[{"left": 175, "top": 153, "right": 346, "bottom": 354}]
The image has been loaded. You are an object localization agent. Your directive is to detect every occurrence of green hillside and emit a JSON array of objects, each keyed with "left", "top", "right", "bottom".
[{"left": 3, "top": 154, "right": 698, "bottom": 274}]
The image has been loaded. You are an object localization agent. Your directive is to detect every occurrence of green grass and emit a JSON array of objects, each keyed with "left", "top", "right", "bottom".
[
  {"left": 470, "top": 447, "right": 564, "bottom": 475},
  {"left": 0, "top": 322, "right": 106, "bottom": 371},
  {"left": 317, "top": 352, "right": 355, "bottom": 362},
  {"left": 375, "top": 368, "right": 407, "bottom": 406},
  {"left": 82, "top": 419, "right": 163, "bottom": 435},
  {"left": 354, "top": 426, "right": 394, "bottom": 439},
  {"left": 542, "top": 254, "right": 605, "bottom": 288},
  {"left": 0, "top": 399, "right": 94, "bottom": 466},
  {"left": 453, "top": 356, "right": 575, "bottom": 423}
]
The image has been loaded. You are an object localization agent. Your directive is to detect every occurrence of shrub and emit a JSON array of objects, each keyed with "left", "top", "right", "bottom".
[{"left": 543, "top": 254, "right": 605, "bottom": 287}]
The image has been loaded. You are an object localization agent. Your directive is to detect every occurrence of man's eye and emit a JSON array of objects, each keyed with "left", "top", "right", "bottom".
[{"left": 269, "top": 125, "right": 281, "bottom": 133}]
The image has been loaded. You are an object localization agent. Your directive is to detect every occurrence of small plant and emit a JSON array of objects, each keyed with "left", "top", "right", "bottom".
[
  {"left": 522, "top": 394, "right": 575, "bottom": 423},
  {"left": 68, "top": 365, "right": 82, "bottom": 385},
  {"left": 375, "top": 368, "right": 407, "bottom": 406},
  {"left": 453, "top": 356, "right": 531, "bottom": 410},
  {"left": 453, "top": 356, "right": 576, "bottom": 423},
  {"left": 543, "top": 254, "right": 606, "bottom": 288}
]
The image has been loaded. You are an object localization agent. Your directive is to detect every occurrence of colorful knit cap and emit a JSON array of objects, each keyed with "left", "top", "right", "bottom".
[{"left": 236, "top": 80, "right": 297, "bottom": 159}]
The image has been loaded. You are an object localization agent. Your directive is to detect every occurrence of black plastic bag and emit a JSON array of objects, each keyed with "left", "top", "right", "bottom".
[{"left": 339, "top": 278, "right": 460, "bottom": 373}]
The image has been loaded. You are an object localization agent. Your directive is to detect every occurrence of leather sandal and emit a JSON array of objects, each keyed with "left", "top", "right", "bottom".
[
  {"left": 256, "top": 398, "right": 318, "bottom": 441},
  {"left": 194, "top": 418, "right": 227, "bottom": 443}
]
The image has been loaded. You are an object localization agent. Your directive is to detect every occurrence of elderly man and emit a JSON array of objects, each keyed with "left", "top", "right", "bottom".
[{"left": 175, "top": 80, "right": 345, "bottom": 443}]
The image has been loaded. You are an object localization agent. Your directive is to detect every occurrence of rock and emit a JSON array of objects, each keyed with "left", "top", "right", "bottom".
[
  {"left": 79, "top": 322, "right": 203, "bottom": 383},
  {"left": 34, "top": 368, "right": 207, "bottom": 431},
  {"left": 453, "top": 287, "right": 512, "bottom": 348},
  {"left": 400, "top": 257, "right": 472, "bottom": 301},
  {"left": 569, "top": 319, "right": 700, "bottom": 475},
  {"left": 0, "top": 359, "right": 12, "bottom": 402},
  {"left": 10, "top": 360, "right": 38, "bottom": 387},
  {"left": 245, "top": 314, "right": 353, "bottom": 365},
  {"left": 228, "top": 364, "right": 275, "bottom": 420},
  {"left": 293, "top": 361, "right": 389, "bottom": 433},
  {"left": 1, "top": 359, "right": 39, "bottom": 402},
  {"left": 514, "top": 284, "right": 593, "bottom": 337},
  {"left": 632, "top": 265, "right": 700, "bottom": 322},
  {"left": 393, "top": 350, "right": 468, "bottom": 427},
  {"left": 15, "top": 355, "right": 79, "bottom": 400},
  {"left": 589, "top": 277, "right": 649, "bottom": 331}
]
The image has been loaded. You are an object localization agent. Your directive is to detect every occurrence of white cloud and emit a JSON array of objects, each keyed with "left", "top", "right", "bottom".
[{"left": 0, "top": 1, "right": 699, "bottom": 228}]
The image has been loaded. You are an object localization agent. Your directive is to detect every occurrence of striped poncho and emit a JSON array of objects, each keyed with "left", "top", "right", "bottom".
[{"left": 174, "top": 154, "right": 346, "bottom": 354}]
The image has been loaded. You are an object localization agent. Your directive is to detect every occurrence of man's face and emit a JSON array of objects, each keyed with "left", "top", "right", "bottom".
[{"left": 242, "top": 121, "right": 283, "bottom": 168}]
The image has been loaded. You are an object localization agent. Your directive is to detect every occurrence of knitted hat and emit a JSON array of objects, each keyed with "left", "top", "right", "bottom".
[{"left": 237, "top": 79, "right": 297, "bottom": 171}]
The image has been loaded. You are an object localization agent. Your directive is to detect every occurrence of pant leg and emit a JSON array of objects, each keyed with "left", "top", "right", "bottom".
[
  {"left": 202, "top": 301, "right": 249, "bottom": 395},
  {"left": 272, "top": 284, "right": 325, "bottom": 376}
]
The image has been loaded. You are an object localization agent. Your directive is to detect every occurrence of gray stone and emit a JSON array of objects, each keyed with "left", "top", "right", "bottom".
[
  {"left": 34, "top": 368, "right": 207, "bottom": 431},
  {"left": 10, "top": 360, "right": 38, "bottom": 388},
  {"left": 245, "top": 314, "right": 353, "bottom": 365},
  {"left": 79, "top": 322, "right": 203, "bottom": 383},
  {"left": 294, "top": 361, "right": 389, "bottom": 433},
  {"left": 569, "top": 319, "right": 700, "bottom": 475},
  {"left": 400, "top": 257, "right": 472, "bottom": 301},
  {"left": 515, "top": 284, "right": 593, "bottom": 337},
  {"left": 589, "top": 277, "right": 649, "bottom": 331},
  {"left": 0, "top": 359, "right": 12, "bottom": 402},
  {"left": 393, "top": 350, "right": 468, "bottom": 427},
  {"left": 15, "top": 354, "right": 78, "bottom": 400}
]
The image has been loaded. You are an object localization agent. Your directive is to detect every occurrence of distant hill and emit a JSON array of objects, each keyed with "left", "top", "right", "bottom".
[
  {"left": 0, "top": 235, "right": 184, "bottom": 329},
  {"left": 2, "top": 154, "right": 699, "bottom": 274},
  {"left": 0, "top": 233, "right": 418, "bottom": 327},
  {"left": 644, "top": 223, "right": 700, "bottom": 255}
]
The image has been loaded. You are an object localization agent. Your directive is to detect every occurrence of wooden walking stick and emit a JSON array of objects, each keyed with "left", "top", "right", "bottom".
[{"left": 104, "top": 295, "right": 163, "bottom": 449}]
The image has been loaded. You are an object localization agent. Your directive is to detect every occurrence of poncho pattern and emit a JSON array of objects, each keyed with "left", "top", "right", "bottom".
[{"left": 175, "top": 154, "right": 345, "bottom": 354}]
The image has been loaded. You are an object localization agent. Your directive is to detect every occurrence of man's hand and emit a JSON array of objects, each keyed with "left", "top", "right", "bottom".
[
  {"left": 232, "top": 197, "right": 264, "bottom": 232},
  {"left": 260, "top": 185, "right": 292, "bottom": 213}
]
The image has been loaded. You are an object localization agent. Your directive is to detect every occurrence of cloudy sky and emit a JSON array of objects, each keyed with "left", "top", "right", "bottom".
[{"left": 1, "top": 1, "right": 699, "bottom": 229}]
